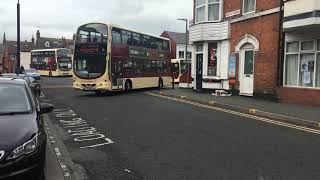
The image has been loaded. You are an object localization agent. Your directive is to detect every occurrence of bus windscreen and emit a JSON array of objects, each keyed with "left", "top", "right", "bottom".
[{"left": 74, "top": 23, "right": 108, "bottom": 79}]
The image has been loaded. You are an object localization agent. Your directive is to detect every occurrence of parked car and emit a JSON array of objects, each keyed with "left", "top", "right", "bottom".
[
  {"left": 0, "top": 73, "right": 41, "bottom": 96},
  {"left": 0, "top": 78, "right": 54, "bottom": 180},
  {"left": 25, "top": 68, "right": 41, "bottom": 80}
]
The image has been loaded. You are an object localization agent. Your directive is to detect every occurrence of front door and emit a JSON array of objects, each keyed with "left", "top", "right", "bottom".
[
  {"left": 196, "top": 54, "right": 203, "bottom": 90},
  {"left": 239, "top": 49, "right": 254, "bottom": 96},
  {"left": 111, "top": 60, "right": 123, "bottom": 90}
]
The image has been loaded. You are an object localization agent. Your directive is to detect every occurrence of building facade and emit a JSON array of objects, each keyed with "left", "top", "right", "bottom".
[
  {"left": 190, "top": 0, "right": 230, "bottom": 91},
  {"left": 279, "top": 0, "right": 320, "bottom": 106},
  {"left": 227, "top": 0, "right": 281, "bottom": 98},
  {"left": 0, "top": 44, "right": 3, "bottom": 73},
  {"left": 191, "top": 0, "right": 282, "bottom": 99},
  {"left": 34, "top": 30, "right": 75, "bottom": 52},
  {"left": 2, "top": 40, "right": 34, "bottom": 73}
]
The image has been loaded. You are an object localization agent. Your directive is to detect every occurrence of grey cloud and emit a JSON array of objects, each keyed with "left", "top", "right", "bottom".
[{"left": 0, "top": 0, "right": 192, "bottom": 42}]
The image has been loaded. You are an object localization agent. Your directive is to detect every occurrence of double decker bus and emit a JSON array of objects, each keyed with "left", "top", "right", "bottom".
[
  {"left": 73, "top": 23, "right": 172, "bottom": 93},
  {"left": 30, "top": 48, "right": 73, "bottom": 77}
]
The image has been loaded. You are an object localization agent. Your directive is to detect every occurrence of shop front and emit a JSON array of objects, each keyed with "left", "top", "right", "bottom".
[
  {"left": 280, "top": 0, "right": 320, "bottom": 106},
  {"left": 189, "top": 21, "right": 230, "bottom": 91},
  {"left": 280, "top": 31, "right": 320, "bottom": 106}
]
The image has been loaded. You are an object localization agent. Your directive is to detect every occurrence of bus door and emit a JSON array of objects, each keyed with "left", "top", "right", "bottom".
[
  {"left": 111, "top": 60, "right": 123, "bottom": 90},
  {"left": 171, "top": 62, "right": 179, "bottom": 81}
]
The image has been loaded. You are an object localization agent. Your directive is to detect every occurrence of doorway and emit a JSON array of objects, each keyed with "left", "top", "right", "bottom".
[
  {"left": 239, "top": 45, "right": 254, "bottom": 96},
  {"left": 196, "top": 54, "right": 203, "bottom": 90}
]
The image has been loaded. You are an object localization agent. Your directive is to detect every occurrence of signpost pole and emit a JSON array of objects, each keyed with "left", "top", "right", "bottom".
[
  {"left": 16, "top": 0, "right": 21, "bottom": 74},
  {"left": 178, "top": 18, "right": 189, "bottom": 88}
]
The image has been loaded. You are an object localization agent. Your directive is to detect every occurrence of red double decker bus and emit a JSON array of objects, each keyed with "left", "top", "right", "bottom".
[{"left": 73, "top": 23, "right": 172, "bottom": 94}]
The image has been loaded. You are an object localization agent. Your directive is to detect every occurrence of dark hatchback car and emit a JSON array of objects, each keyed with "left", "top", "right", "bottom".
[
  {"left": 0, "top": 73, "right": 41, "bottom": 97},
  {"left": 0, "top": 78, "right": 54, "bottom": 180}
]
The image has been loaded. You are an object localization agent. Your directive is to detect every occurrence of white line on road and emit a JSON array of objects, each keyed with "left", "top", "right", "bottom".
[{"left": 54, "top": 148, "right": 62, "bottom": 156}]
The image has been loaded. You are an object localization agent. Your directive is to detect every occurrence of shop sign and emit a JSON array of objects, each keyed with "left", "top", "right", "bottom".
[{"left": 226, "top": 9, "right": 241, "bottom": 18}]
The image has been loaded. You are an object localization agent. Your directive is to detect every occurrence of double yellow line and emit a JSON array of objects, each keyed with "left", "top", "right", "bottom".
[{"left": 147, "top": 93, "right": 320, "bottom": 135}]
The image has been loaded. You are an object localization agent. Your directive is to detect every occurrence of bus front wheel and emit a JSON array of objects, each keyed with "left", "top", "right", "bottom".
[{"left": 125, "top": 80, "right": 132, "bottom": 93}]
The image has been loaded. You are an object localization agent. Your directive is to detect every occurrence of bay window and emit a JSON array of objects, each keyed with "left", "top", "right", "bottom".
[
  {"left": 243, "top": 0, "right": 256, "bottom": 14},
  {"left": 196, "top": 0, "right": 206, "bottom": 23},
  {"left": 195, "top": 0, "right": 222, "bottom": 23},
  {"left": 284, "top": 40, "right": 320, "bottom": 88},
  {"left": 208, "top": 0, "right": 220, "bottom": 21},
  {"left": 208, "top": 43, "right": 218, "bottom": 77}
]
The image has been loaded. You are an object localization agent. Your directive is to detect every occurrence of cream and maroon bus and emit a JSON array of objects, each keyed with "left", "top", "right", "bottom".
[
  {"left": 31, "top": 48, "right": 73, "bottom": 77},
  {"left": 73, "top": 23, "right": 172, "bottom": 94}
]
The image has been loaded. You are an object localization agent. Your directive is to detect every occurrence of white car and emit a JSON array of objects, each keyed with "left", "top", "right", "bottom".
[{"left": 25, "top": 68, "right": 41, "bottom": 80}]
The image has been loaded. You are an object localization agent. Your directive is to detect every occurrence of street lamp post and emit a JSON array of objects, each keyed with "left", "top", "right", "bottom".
[
  {"left": 177, "top": 18, "right": 189, "bottom": 88},
  {"left": 17, "top": 0, "right": 21, "bottom": 74}
]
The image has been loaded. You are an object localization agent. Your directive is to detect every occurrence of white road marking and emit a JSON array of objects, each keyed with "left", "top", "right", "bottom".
[
  {"left": 54, "top": 148, "right": 62, "bottom": 156},
  {"left": 53, "top": 109, "right": 114, "bottom": 149},
  {"left": 80, "top": 138, "right": 114, "bottom": 149}
]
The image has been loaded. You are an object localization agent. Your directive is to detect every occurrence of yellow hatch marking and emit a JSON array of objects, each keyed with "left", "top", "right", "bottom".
[{"left": 147, "top": 93, "right": 320, "bottom": 135}]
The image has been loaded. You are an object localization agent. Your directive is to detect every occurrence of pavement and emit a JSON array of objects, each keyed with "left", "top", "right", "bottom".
[
  {"left": 151, "top": 88, "right": 320, "bottom": 128},
  {"left": 46, "top": 136, "right": 65, "bottom": 180},
  {"left": 39, "top": 77, "right": 320, "bottom": 180}
]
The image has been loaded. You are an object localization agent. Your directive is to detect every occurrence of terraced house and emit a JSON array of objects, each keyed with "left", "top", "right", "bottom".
[{"left": 190, "top": 0, "right": 282, "bottom": 99}]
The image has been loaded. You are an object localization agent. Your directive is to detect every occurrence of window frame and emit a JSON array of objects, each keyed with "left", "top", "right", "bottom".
[
  {"left": 207, "top": 42, "right": 218, "bottom": 77},
  {"left": 195, "top": 0, "right": 222, "bottom": 24},
  {"left": 242, "top": 0, "right": 256, "bottom": 15},
  {"left": 195, "top": 0, "right": 206, "bottom": 23},
  {"left": 179, "top": 51, "right": 185, "bottom": 59},
  {"left": 207, "top": 0, "right": 222, "bottom": 22},
  {"left": 283, "top": 40, "right": 320, "bottom": 89},
  {"left": 300, "top": 40, "right": 315, "bottom": 52}
]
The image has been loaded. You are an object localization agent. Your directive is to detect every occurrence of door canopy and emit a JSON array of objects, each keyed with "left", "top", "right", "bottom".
[{"left": 235, "top": 34, "right": 260, "bottom": 52}]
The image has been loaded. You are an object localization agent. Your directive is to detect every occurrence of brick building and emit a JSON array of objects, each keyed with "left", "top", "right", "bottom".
[
  {"left": 191, "top": 0, "right": 282, "bottom": 99},
  {"left": 34, "top": 30, "right": 75, "bottom": 53},
  {"left": 0, "top": 43, "right": 3, "bottom": 73},
  {"left": 226, "top": 0, "right": 281, "bottom": 98},
  {"left": 279, "top": 0, "right": 320, "bottom": 106}
]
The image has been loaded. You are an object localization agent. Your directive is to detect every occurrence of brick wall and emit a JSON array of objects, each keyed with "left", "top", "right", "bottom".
[
  {"left": 224, "top": 0, "right": 280, "bottom": 19},
  {"left": 230, "top": 12, "right": 280, "bottom": 96},
  {"left": 160, "top": 32, "right": 177, "bottom": 60},
  {"left": 279, "top": 87, "right": 320, "bottom": 106},
  {"left": 192, "top": 0, "right": 281, "bottom": 21}
]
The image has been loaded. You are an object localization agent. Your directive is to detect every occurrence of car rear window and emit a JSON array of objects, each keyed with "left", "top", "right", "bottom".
[{"left": 0, "top": 84, "right": 31, "bottom": 114}]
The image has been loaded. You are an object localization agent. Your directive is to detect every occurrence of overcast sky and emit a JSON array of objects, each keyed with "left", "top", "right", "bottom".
[{"left": 0, "top": 0, "right": 192, "bottom": 42}]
